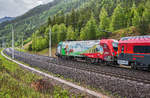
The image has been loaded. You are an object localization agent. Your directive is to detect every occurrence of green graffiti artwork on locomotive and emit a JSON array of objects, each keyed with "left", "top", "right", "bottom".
[{"left": 56, "top": 40, "right": 101, "bottom": 57}]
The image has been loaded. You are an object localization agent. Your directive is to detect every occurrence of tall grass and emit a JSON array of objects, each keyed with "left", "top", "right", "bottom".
[{"left": 0, "top": 50, "right": 82, "bottom": 97}]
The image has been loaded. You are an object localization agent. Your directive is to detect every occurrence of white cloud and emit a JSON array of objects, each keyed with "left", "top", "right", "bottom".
[
  {"left": 37, "top": 1, "right": 44, "bottom": 5},
  {"left": 0, "top": 0, "right": 53, "bottom": 18}
]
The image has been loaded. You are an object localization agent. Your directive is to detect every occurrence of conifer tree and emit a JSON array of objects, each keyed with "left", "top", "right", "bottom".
[
  {"left": 70, "top": 9, "right": 76, "bottom": 31},
  {"left": 52, "top": 24, "right": 59, "bottom": 45},
  {"left": 138, "top": 1, "right": 150, "bottom": 34},
  {"left": 110, "top": 4, "right": 126, "bottom": 31},
  {"left": 99, "top": 7, "right": 109, "bottom": 31},
  {"left": 131, "top": 3, "right": 140, "bottom": 27},
  {"left": 66, "top": 26, "right": 76, "bottom": 40},
  {"left": 48, "top": 17, "right": 51, "bottom": 26},
  {"left": 80, "top": 13, "right": 97, "bottom": 40},
  {"left": 57, "top": 24, "right": 67, "bottom": 42},
  {"left": 97, "top": 7, "right": 110, "bottom": 38}
]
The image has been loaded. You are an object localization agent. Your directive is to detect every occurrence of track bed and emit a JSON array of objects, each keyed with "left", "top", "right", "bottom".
[{"left": 4, "top": 48, "right": 150, "bottom": 98}]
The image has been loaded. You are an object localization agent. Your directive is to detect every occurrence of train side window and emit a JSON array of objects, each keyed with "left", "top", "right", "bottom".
[
  {"left": 121, "top": 46, "right": 124, "bottom": 53},
  {"left": 134, "top": 46, "right": 150, "bottom": 53}
]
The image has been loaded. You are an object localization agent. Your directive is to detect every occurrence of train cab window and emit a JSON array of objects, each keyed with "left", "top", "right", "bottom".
[
  {"left": 104, "top": 44, "right": 107, "bottom": 48},
  {"left": 57, "top": 45, "right": 61, "bottom": 53},
  {"left": 134, "top": 46, "right": 150, "bottom": 53},
  {"left": 121, "top": 46, "right": 124, "bottom": 53},
  {"left": 112, "top": 42, "right": 118, "bottom": 51}
]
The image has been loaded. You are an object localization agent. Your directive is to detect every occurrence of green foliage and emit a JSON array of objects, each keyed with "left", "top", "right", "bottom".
[
  {"left": 0, "top": 0, "right": 89, "bottom": 45},
  {"left": 32, "top": 35, "right": 48, "bottom": 51},
  {"left": 57, "top": 24, "right": 67, "bottom": 42},
  {"left": 48, "top": 16, "right": 52, "bottom": 26},
  {"left": 0, "top": 50, "right": 79, "bottom": 97},
  {"left": 0, "top": 50, "right": 42, "bottom": 97},
  {"left": 138, "top": 1, "right": 150, "bottom": 34},
  {"left": 80, "top": 14, "right": 97, "bottom": 40},
  {"left": 29, "top": 0, "right": 150, "bottom": 51},
  {"left": 99, "top": 7, "right": 110, "bottom": 31},
  {"left": 24, "top": 37, "right": 31, "bottom": 45},
  {"left": 52, "top": 24, "right": 59, "bottom": 45},
  {"left": 110, "top": 4, "right": 127, "bottom": 31},
  {"left": 66, "top": 26, "right": 76, "bottom": 40},
  {"left": 98, "top": 7, "right": 110, "bottom": 38},
  {"left": 131, "top": 3, "right": 141, "bottom": 27},
  {"left": 53, "top": 87, "right": 69, "bottom": 98}
]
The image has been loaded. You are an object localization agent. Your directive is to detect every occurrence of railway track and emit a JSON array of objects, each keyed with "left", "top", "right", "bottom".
[
  {"left": 52, "top": 58, "right": 150, "bottom": 84},
  {"left": 5, "top": 48, "right": 150, "bottom": 84},
  {"left": 3, "top": 48, "right": 150, "bottom": 98}
]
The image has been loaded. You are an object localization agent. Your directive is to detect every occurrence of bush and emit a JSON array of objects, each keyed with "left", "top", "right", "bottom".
[{"left": 28, "top": 44, "right": 32, "bottom": 51}]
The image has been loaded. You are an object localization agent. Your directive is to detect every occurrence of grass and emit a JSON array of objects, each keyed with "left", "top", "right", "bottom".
[
  {"left": 23, "top": 40, "right": 56, "bottom": 57},
  {"left": 25, "top": 47, "right": 56, "bottom": 57},
  {"left": 109, "top": 26, "right": 141, "bottom": 40},
  {"left": 0, "top": 49, "right": 82, "bottom": 98},
  {"left": 15, "top": 48, "right": 27, "bottom": 52}
]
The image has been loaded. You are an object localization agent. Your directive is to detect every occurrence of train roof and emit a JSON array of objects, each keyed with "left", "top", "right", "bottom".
[
  {"left": 63, "top": 39, "right": 116, "bottom": 42},
  {"left": 119, "top": 35, "right": 150, "bottom": 43}
]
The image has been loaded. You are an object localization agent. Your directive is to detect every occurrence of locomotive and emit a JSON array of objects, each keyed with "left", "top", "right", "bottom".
[
  {"left": 56, "top": 39, "right": 118, "bottom": 64},
  {"left": 56, "top": 35, "right": 150, "bottom": 70}
]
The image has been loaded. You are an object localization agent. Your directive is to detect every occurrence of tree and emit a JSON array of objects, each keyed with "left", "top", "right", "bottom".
[
  {"left": 110, "top": 4, "right": 127, "bottom": 31},
  {"left": 51, "top": 15, "right": 56, "bottom": 26},
  {"left": 99, "top": 7, "right": 109, "bottom": 31},
  {"left": 126, "top": 8, "right": 133, "bottom": 27},
  {"left": 52, "top": 24, "right": 59, "bottom": 45},
  {"left": 57, "top": 24, "right": 67, "bottom": 42},
  {"left": 98, "top": 7, "right": 110, "bottom": 38},
  {"left": 48, "top": 16, "right": 52, "bottom": 26},
  {"left": 70, "top": 9, "right": 77, "bottom": 31},
  {"left": 80, "top": 28, "right": 87, "bottom": 40},
  {"left": 65, "top": 14, "right": 70, "bottom": 27},
  {"left": 131, "top": 3, "right": 140, "bottom": 27},
  {"left": 80, "top": 13, "right": 97, "bottom": 40},
  {"left": 138, "top": 1, "right": 150, "bottom": 34},
  {"left": 66, "top": 26, "right": 76, "bottom": 40}
]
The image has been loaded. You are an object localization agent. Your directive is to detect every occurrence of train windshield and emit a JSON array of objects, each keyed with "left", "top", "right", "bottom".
[{"left": 112, "top": 41, "right": 118, "bottom": 51}]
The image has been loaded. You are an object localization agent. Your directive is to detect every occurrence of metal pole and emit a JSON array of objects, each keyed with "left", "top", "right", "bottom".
[
  {"left": 2, "top": 37, "right": 4, "bottom": 48},
  {"left": 22, "top": 32, "right": 24, "bottom": 49},
  {"left": 49, "top": 28, "right": 52, "bottom": 57},
  {"left": 12, "top": 25, "right": 14, "bottom": 59}
]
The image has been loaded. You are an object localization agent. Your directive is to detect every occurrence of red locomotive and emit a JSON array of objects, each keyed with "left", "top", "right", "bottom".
[
  {"left": 56, "top": 39, "right": 118, "bottom": 64},
  {"left": 118, "top": 36, "right": 150, "bottom": 69},
  {"left": 81, "top": 39, "right": 118, "bottom": 63}
]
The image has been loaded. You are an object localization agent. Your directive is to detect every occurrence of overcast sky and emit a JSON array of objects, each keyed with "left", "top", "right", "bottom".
[{"left": 0, "top": 0, "right": 53, "bottom": 18}]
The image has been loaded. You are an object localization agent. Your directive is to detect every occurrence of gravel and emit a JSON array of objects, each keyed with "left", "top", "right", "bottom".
[{"left": 4, "top": 48, "right": 150, "bottom": 98}]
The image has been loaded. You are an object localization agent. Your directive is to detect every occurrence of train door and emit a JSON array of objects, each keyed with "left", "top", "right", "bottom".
[
  {"left": 118, "top": 44, "right": 129, "bottom": 65},
  {"left": 120, "top": 45, "right": 125, "bottom": 57}
]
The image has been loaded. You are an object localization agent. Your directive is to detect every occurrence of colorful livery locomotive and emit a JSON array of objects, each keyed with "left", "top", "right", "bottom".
[
  {"left": 56, "top": 39, "right": 118, "bottom": 63},
  {"left": 118, "top": 36, "right": 150, "bottom": 69}
]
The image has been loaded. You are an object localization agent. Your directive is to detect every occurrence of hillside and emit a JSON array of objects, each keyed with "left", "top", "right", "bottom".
[
  {"left": 29, "top": 0, "right": 150, "bottom": 51},
  {"left": 0, "top": 17, "right": 14, "bottom": 23},
  {"left": 0, "top": 0, "right": 88, "bottom": 46}
]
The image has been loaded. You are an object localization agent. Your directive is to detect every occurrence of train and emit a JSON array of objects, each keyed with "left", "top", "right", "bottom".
[{"left": 56, "top": 35, "right": 150, "bottom": 70}]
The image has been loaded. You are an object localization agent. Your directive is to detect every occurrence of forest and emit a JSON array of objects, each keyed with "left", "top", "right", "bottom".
[
  {"left": 30, "top": 0, "right": 150, "bottom": 51},
  {"left": 0, "top": 0, "right": 87, "bottom": 46}
]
